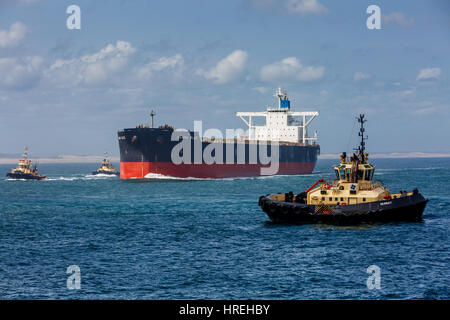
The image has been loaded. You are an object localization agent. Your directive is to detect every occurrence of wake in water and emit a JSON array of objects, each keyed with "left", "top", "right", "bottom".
[
  {"left": 5, "top": 174, "right": 119, "bottom": 181},
  {"left": 141, "top": 172, "right": 325, "bottom": 181}
]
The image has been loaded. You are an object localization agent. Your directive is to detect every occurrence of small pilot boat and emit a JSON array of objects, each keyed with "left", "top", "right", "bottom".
[
  {"left": 92, "top": 152, "right": 119, "bottom": 176},
  {"left": 6, "top": 147, "right": 46, "bottom": 180},
  {"left": 258, "top": 115, "right": 428, "bottom": 224}
]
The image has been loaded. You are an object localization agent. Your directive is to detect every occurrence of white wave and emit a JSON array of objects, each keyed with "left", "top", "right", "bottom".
[
  {"left": 143, "top": 173, "right": 203, "bottom": 180},
  {"left": 43, "top": 175, "right": 117, "bottom": 181},
  {"left": 44, "top": 177, "right": 77, "bottom": 181},
  {"left": 84, "top": 174, "right": 118, "bottom": 178},
  {"left": 141, "top": 172, "right": 325, "bottom": 181}
]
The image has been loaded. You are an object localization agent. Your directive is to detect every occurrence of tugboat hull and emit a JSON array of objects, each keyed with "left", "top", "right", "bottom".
[
  {"left": 6, "top": 172, "right": 46, "bottom": 180},
  {"left": 258, "top": 191, "right": 428, "bottom": 225}
]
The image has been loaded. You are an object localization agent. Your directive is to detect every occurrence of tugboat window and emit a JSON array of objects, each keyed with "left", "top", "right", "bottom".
[
  {"left": 357, "top": 170, "right": 363, "bottom": 180},
  {"left": 365, "top": 169, "right": 371, "bottom": 180}
]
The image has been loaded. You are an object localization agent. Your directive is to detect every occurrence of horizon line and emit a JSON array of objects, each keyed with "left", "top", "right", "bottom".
[{"left": 0, "top": 152, "right": 450, "bottom": 164}]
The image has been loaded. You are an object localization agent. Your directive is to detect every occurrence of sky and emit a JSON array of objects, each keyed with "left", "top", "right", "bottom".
[{"left": 0, "top": 0, "right": 449, "bottom": 157}]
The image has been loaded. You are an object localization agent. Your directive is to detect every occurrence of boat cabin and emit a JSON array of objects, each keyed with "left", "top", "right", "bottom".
[{"left": 306, "top": 115, "right": 391, "bottom": 207}]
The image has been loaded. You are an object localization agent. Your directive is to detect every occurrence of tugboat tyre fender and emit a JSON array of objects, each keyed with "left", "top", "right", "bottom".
[{"left": 258, "top": 196, "right": 265, "bottom": 206}]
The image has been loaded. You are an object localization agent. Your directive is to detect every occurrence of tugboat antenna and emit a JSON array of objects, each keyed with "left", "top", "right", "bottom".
[
  {"left": 150, "top": 110, "right": 156, "bottom": 128},
  {"left": 356, "top": 114, "right": 368, "bottom": 162}
]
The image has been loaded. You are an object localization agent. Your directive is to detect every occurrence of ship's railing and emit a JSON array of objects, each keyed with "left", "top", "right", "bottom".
[{"left": 200, "top": 137, "right": 317, "bottom": 146}]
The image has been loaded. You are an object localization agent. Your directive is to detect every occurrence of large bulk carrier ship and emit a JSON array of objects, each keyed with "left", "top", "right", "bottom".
[{"left": 118, "top": 88, "right": 320, "bottom": 179}]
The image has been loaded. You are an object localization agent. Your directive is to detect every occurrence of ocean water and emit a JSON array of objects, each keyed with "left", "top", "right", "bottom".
[{"left": 0, "top": 158, "right": 448, "bottom": 300}]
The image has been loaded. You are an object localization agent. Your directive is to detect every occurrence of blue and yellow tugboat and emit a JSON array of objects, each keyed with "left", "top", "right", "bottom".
[
  {"left": 6, "top": 147, "right": 46, "bottom": 180},
  {"left": 258, "top": 115, "right": 428, "bottom": 224},
  {"left": 92, "top": 152, "right": 119, "bottom": 176}
]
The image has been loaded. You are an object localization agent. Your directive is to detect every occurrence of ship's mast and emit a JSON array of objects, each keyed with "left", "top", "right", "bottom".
[
  {"left": 274, "top": 87, "right": 287, "bottom": 109},
  {"left": 356, "top": 114, "right": 367, "bottom": 162},
  {"left": 23, "top": 147, "right": 28, "bottom": 160},
  {"left": 150, "top": 110, "right": 156, "bottom": 128}
]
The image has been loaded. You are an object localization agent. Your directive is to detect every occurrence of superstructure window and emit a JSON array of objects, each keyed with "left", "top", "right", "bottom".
[
  {"left": 346, "top": 169, "right": 351, "bottom": 180},
  {"left": 357, "top": 170, "right": 363, "bottom": 180},
  {"left": 365, "top": 169, "right": 374, "bottom": 181}
]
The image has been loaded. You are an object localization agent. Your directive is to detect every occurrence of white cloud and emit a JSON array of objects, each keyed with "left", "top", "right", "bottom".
[
  {"left": 0, "top": 56, "right": 44, "bottom": 89},
  {"left": 0, "top": 22, "right": 27, "bottom": 48},
  {"left": 353, "top": 72, "right": 371, "bottom": 82},
  {"left": 285, "top": 0, "right": 328, "bottom": 16},
  {"left": 383, "top": 12, "right": 414, "bottom": 27},
  {"left": 136, "top": 54, "right": 184, "bottom": 79},
  {"left": 197, "top": 50, "right": 248, "bottom": 84},
  {"left": 260, "top": 57, "right": 324, "bottom": 82},
  {"left": 46, "top": 41, "right": 136, "bottom": 86},
  {"left": 252, "top": 86, "right": 269, "bottom": 94},
  {"left": 416, "top": 68, "right": 442, "bottom": 81}
]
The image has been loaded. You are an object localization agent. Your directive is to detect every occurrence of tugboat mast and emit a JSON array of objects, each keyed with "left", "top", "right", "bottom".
[{"left": 356, "top": 114, "right": 367, "bottom": 162}]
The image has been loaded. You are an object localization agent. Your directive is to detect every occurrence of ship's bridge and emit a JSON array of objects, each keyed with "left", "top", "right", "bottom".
[
  {"left": 333, "top": 152, "right": 375, "bottom": 183},
  {"left": 334, "top": 163, "right": 375, "bottom": 182},
  {"left": 236, "top": 88, "right": 319, "bottom": 144}
]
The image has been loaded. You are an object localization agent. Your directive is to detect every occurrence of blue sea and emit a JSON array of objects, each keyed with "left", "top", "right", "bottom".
[{"left": 0, "top": 158, "right": 448, "bottom": 299}]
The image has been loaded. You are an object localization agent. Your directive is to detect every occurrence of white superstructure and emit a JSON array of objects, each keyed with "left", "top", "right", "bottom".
[{"left": 237, "top": 88, "right": 319, "bottom": 144}]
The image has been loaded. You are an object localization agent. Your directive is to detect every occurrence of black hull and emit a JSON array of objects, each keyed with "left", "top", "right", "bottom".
[
  {"left": 118, "top": 127, "right": 320, "bottom": 163},
  {"left": 6, "top": 172, "right": 46, "bottom": 180},
  {"left": 258, "top": 192, "right": 428, "bottom": 225},
  {"left": 117, "top": 127, "right": 320, "bottom": 178}
]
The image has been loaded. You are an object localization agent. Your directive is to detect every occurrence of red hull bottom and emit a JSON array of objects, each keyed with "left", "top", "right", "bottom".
[{"left": 120, "top": 162, "right": 316, "bottom": 179}]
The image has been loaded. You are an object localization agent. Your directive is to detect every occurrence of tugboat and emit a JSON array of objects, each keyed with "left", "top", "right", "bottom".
[
  {"left": 6, "top": 147, "right": 46, "bottom": 180},
  {"left": 258, "top": 115, "right": 428, "bottom": 224},
  {"left": 92, "top": 152, "right": 119, "bottom": 176}
]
